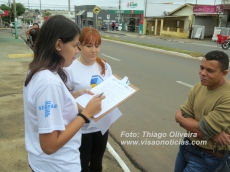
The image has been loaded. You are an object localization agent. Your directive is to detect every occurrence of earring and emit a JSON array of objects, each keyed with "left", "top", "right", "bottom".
[{"left": 58, "top": 49, "right": 61, "bottom": 51}]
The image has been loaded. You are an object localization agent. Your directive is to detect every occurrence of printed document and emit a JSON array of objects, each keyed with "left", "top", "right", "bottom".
[{"left": 75, "top": 75, "right": 139, "bottom": 119}]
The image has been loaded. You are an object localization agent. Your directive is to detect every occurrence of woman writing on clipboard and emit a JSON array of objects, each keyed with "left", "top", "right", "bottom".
[{"left": 65, "top": 27, "right": 122, "bottom": 172}]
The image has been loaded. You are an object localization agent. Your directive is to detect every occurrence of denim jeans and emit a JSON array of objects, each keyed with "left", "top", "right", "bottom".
[{"left": 174, "top": 137, "right": 228, "bottom": 172}]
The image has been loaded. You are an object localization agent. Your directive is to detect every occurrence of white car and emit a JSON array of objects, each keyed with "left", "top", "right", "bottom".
[
  {"left": 28, "top": 24, "right": 33, "bottom": 28},
  {"left": 10, "top": 22, "right": 22, "bottom": 29},
  {"left": 9, "top": 22, "right": 14, "bottom": 28},
  {"left": 118, "top": 24, "right": 122, "bottom": 31}
]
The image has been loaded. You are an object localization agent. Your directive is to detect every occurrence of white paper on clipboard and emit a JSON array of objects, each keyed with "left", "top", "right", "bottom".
[{"left": 75, "top": 74, "right": 139, "bottom": 120}]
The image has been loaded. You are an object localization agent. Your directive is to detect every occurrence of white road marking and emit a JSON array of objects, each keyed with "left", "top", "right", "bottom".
[
  {"left": 176, "top": 81, "right": 193, "bottom": 88},
  {"left": 101, "top": 53, "right": 121, "bottom": 61},
  {"left": 107, "top": 142, "right": 131, "bottom": 172}
]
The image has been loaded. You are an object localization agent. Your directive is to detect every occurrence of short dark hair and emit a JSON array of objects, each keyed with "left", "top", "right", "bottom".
[
  {"left": 33, "top": 22, "right": 39, "bottom": 27},
  {"left": 204, "top": 50, "right": 229, "bottom": 71},
  {"left": 25, "top": 15, "right": 81, "bottom": 86}
]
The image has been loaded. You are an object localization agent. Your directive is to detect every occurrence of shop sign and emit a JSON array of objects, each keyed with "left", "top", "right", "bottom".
[
  {"left": 3, "top": 10, "right": 9, "bottom": 16},
  {"left": 110, "top": 10, "right": 143, "bottom": 14},
  {"left": 193, "top": 5, "right": 224, "bottom": 14},
  {"left": 127, "top": 2, "right": 138, "bottom": 8},
  {"left": 0, "top": 10, "right": 10, "bottom": 16},
  {"left": 121, "top": 0, "right": 144, "bottom": 10},
  {"left": 139, "top": 14, "right": 144, "bottom": 24},
  {"left": 113, "top": 10, "right": 124, "bottom": 14}
]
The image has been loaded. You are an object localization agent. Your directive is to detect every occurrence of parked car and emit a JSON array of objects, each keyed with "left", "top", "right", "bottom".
[
  {"left": 118, "top": 23, "right": 122, "bottom": 31},
  {"left": 17, "top": 23, "right": 22, "bottom": 29},
  {"left": 9, "top": 22, "right": 14, "bottom": 28},
  {"left": 10, "top": 22, "right": 22, "bottom": 29}
]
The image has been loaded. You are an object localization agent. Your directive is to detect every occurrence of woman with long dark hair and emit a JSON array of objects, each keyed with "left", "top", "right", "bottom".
[{"left": 23, "top": 15, "right": 105, "bottom": 172}]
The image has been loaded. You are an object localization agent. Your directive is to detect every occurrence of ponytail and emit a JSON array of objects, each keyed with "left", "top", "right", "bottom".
[{"left": 96, "top": 57, "right": 106, "bottom": 76}]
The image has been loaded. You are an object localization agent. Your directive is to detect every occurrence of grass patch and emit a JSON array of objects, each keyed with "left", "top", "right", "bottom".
[{"left": 101, "top": 36, "right": 204, "bottom": 58}]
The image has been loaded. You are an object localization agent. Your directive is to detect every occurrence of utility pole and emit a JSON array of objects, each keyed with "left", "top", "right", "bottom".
[
  {"left": 68, "top": 0, "right": 70, "bottom": 19},
  {"left": 40, "top": 0, "right": 42, "bottom": 24},
  {"left": 28, "top": 0, "right": 31, "bottom": 25},
  {"left": 13, "top": 0, "right": 18, "bottom": 39},
  {"left": 119, "top": 0, "right": 121, "bottom": 24},
  {"left": 144, "top": 0, "right": 147, "bottom": 35},
  {"left": 8, "top": 0, "right": 11, "bottom": 26}
]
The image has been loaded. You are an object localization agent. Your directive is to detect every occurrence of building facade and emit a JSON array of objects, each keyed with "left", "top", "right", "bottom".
[{"left": 74, "top": 5, "right": 118, "bottom": 30}]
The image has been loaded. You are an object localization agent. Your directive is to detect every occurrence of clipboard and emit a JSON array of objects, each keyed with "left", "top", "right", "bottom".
[{"left": 75, "top": 74, "right": 140, "bottom": 121}]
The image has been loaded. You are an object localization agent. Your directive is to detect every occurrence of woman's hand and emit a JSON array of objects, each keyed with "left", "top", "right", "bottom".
[
  {"left": 72, "top": 89, "right": 94, "bottom": 98},
  {"left": 81, "top": 94, "right": 106, "bottom": 119},
  {"left": 26, "top": 30, "right": 30, "bottom": 35}
]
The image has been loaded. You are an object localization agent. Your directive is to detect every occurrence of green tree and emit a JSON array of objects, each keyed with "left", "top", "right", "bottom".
[
  {"left": 10, "top": 3, "right": 26, "bottom": 21},
  {"left": 43, "top": 11, "right": 51, "bottom": 17},
  {"left": 25, "top": 18, "right": 32, "bottom": 24},
  {"left": 0, "top": 4, "right": 10, "bottom": 24}
]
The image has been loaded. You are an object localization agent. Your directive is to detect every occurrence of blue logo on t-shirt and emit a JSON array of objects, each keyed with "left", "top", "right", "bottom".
[
  {"left": 38, "top": 101, "right": 58, "bottom": 117},
  {"left": 90, "top": 75, "right": 104, "bottom": 88}
]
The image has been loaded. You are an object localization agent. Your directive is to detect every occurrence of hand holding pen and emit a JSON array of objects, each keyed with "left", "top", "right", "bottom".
[
  {"left": 83, "top": 92, "right": 105, "bottom": 118},
  {"left": 98, "top": 92, "right": 104, "bottom": 97}
]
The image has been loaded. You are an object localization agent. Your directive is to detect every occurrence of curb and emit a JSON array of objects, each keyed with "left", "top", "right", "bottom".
[
  {"left": 102, "top": 31, "right": 216, "bottom": 47},
  {"left": 104, "top": 31, "right": 127, "bottom": 36}
]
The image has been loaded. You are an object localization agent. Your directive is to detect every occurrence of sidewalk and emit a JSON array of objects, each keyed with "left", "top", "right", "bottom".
[
  {"left": 0, "top": 29, "right": 132, "bottom": 172},
  {"left": 104, "top": 30, "right": 217, "bottom": 46}
]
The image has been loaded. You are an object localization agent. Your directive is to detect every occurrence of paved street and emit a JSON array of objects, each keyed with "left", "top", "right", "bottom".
[
  {"left": 98, "top": 37, "right": 230, "bottom": 171},
  {"left": 100, "top": 30, "right": 230, "bottom": 57}
]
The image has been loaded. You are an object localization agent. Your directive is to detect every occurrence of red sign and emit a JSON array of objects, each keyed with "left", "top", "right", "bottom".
[
  {"left": 139, "top": 14, "right": 143, "bottom": 24},
  {"left": 43, "top": 16, "right": 50, "bottom": 21},
  {"left": 193, "top": 5, "right": 224, "bottom": 13},
  {"left": 3, "top": 10, "right": 9, "bottom": 16},
  {"left": 0, "top": 10, "right": 9, "bottom": 16}
]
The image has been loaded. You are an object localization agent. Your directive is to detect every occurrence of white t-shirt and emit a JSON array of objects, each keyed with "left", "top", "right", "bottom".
[
  {"left": 65, "top": 59, "right": 112, "bottom": 134},
  {"left": 23, "top": 70, "right": 81, "bottom": 172}
]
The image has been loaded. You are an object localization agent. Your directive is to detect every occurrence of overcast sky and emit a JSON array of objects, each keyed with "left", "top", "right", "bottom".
[{"left": 0, "top": 0, "right": 223, "bottom": 10}]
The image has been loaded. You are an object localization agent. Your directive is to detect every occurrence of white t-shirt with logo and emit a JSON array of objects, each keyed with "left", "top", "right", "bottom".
[
  {"left": 65, "top": 59, "right": 112, "bottom": 134},
  {"left": 23, "top": 70, "right": 81, "bottom": 172}
]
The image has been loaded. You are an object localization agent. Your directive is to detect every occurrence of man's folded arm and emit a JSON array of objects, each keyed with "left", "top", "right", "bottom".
[{"left": 198, "top": 117, "right": 219, "bottom": 140}]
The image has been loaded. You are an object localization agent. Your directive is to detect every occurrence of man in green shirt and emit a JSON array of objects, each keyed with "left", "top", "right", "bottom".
[{"left": 174, "top": 50, "right": 230, "bottom": 172}]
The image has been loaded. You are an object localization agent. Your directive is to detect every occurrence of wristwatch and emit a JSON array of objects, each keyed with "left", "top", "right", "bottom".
[{"left": 77, "top": 112, "right": 90, "bottom": 123}]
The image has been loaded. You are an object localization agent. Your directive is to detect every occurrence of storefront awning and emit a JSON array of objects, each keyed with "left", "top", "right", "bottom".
[
  {"left": 0, "top": 10, "right": 4, "bottom": 15},
  {"left": 76, "top": 10, "right": 85, "bottom": 16}
]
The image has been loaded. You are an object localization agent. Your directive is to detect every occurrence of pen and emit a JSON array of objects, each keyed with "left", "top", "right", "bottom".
[{"left": 99, "top": 92, "right": 104, "bottom": 97}]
